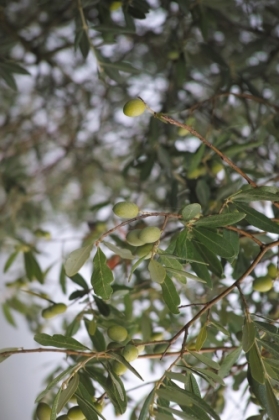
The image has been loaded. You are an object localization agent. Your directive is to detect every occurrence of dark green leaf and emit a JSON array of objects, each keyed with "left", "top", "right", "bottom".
[
  {"left": 189, "top": 351, "right": 220, "bottom": 370},
  {"left": 3, "top": 251, "right": 19, "bottom": 273},
  {"left": 76, "top": 382, "right": 100, "bottom": 420},
  {"left": 105, "top": 370, "right": 127, "bottom": 414},
  {"left": 242, "top": 321, "right": 256, "bottom": 353},
  {"left": 109, "top": 352, "right": 143, "bottom": 381},
  {"left": 235, "top": 203, "right": 279, "bottom": 234},
  {"left": 219, "top": 347, "right": 242, "bottom": 378},
  {"left": 161, "top": 275, "right": 180, "bottom": 314},
  {"left": 195, "top": 212, "right": 246, "bottom": 228},
  {"left": 233, "top": 187, "right": 279, "bottom": 202},
  {"left": 2, "top": 303, "right": 16, "bottom": 327},
  {"left": 69, "top": 273, "right": 88, "bottom": 289},
  {"left": 24, "top": 251, "right": 44, "bottom": 283},
  {"left": 50, "top": 387, "right": 62, "bottom": 420},
  {"left": 93, "top": 295, "right": 110, "bottom": 316},
  {"left": 59, "top": 264, "right": 67, "bottom": 294},
  {"left": 248, "top": 344, "right": 265, "bottom": 384},
  {"left": 34, "top": 333, "right": 89, "bottom": 351},
  {"left": 193, "top": 227, "right": 235, "bottom": 258},
  {"left": 192, "top": 242, "right": 223, "bottom": 277},
  {"left": 91, "top": 247, "right": 113, "bottom": 300},
  {"left": 35, "top": 366, "right": 75, "bottom": 402},
  {"left": 57, "top": 374, "right": 79, "bottom": 414},
  {"left": 89, "top": 327, "right": 106, "bottom": 352},
  {"left": 195, "top": 326, "right": 207, "bottom": 351}
]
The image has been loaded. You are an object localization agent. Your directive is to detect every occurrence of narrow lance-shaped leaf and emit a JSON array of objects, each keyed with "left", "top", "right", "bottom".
[
  {"left": 50, "top": 387, "right": 62, "bottom": 420},
  {"left": 219, "top": 347, "right": 242, "bottom": 378},
  {"left": 195, "top": 326, "right": 207, "bottom": 351},
  {"left": 233, "top": 186, "right": 279, "bottom": 202},
  {"left": 235, "top": 203, "right": 279, "bottom": 234},
  {"left": 103, "top": 241, "right": 134, "bottom": 259},
  {"left": 91, "top": 247, "right": 113, "bottom": 300},
  {"left": 248, "top": 343, "right": 265, "bottom": 384},
  {"left": 64, "top": 244, "right": 92, "bottom": 277},
  {"left": 189, "top": 351, "right": 220, "bottom": 370},
  {"left": 138, "top": 390, "right": 156, "bottom": 420},
  {"left": 75, "top": 381, "right": 100, "bottom": 420},
  {"left": 242, "top": 320, "right": 256, "bottom": 353},
  {"left": 195, "top": 212, "right": 246, "bottom": 228},
  {"left": 193, "top": 227, "right": 235, "bottom": 259},
  {"left": 4, "top": 251, "right": 19, "bottom": 273},
  {"left": 161, "top": 275, "right": 180, "bottom": 314},
  {"left": 34, "top": 333, "right": 90, "bottom": 351},
  {"left": 57, "top": 374, "right": 79, "bottom": 414}
]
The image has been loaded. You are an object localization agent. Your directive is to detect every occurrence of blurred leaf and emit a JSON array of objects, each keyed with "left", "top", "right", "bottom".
[
  {"left": 59, "top": 264, "right": 67, "bottom": 294},
  {"left": 106, "top": 370, "right": 127, "bottom": 414},
  {"left": 91, "top": 247, "right": 113, "bottom": 300},
  {"left": 76, "top": 381, "right": 100, "bottom": 420},
  {"left": 103, "top": 241, "right": 134, "bottom": 259},
  {"left": 69, "top": 273, "right": 89, "bottom": 289},
  {"left": 50, "top": 387, "right": 62, "bottom": 420},
  {"left": 34, "top": 333, "right": 89, "bottom": 351},
  {"left": 195, "top": 326, "right": 207, "bottom": 351},
  {"left": 161, "top": 275, "right": 180, "bottom": 314},
  {"left": 64, "top": 245, "right": 92, "bottom": 277},
  {"left": 35, "top": 366, "right": 75, "bottom": 402},
  {"left": 24, "top": 251, "right": 44, "bottom": 283},
  {"left": 3, "top": 251, "right": 19, "bottom": 273},
  {"left": 109, "top": 352, "right": 143, "bottom": 381},
  {"left": 2, "top": 303, "right": 16, "bottom": 327}
]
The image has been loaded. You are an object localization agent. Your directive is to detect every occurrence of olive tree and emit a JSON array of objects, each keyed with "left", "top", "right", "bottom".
[{"left": 1, "top": 1, "right": 279, "bottom": 419}]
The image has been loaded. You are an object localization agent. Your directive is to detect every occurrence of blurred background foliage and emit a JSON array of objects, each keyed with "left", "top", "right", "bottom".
[{"left": 1, "top": 0, "right": 279, "bottom": 419}]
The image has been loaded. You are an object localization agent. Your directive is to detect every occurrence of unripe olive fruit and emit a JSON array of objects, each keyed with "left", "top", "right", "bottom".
[
  {"left": 107, "top": 325, "right": 128, "bottom": 342},
  {"left": 126, "top": 229, "right": 145, "bottom": 246},
  {"left": 42, "top": 303, "right": 67, "bottom": 319},
  {"left": 112, "top": 361, "right": 127, "bottom": 376},
  {"left": 135, "top": 243, "right": 154, "bottom": 259},
  {"left": 131, "top": 339, "right": 145, "bottom": 353},
  {"left": 187, "top": 166, "right": 206, "bottom": 179},
  {"left": 122, "top": 344, "right": 139, "bottom": 362},
  {"left": 36, "top": 402, "right": 51, "bottom": 420},
  {"left": 138, "top": 226, "right": 161, "bottom": 244},
  {"left": 93, "top": 402, "right": 104, "bottom": 413},
  {"left": 151, "top": 331, "right": 164, "bottom": 341},
  {"left": 123, "top": 98, "right": 146, "bottom": 117},
  {"left": 154, "top": 343, "right": 168, "bottom": 353},
  {"left": 267, "top": 263, "right": 278, "bottom": 279},
  {"left": 67, "top": 406, "right": 85, "bottom": 420},
  {"left": 253, "top": 276, "right": 273, "bottom": 292},
  {"left": 57, "top": 416, "right": 70, "bottom": 420},
  {"left": 211, "top": 161, "right": 224, "bottom": 175},
  {"left": 109, "top": 1, "right": 122, "bottom": 11},
  {"left": 113, "top": 201, "right": 139, "bottom": 219}
]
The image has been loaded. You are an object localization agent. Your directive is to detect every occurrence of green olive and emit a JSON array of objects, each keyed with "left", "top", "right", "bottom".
[
  {"left": 112, "top": 361, "right": 127, "bottom": 376},
  {"left": 267, "top": 263, "right": 278, "bottom": 279},
  {"left": 36, "top": 402, "right": 51, "bottom": 420},
  {"left": 126, "top": 229, "right": 146, "bottom": 246},
  {"left": 93, "top": 402, "right": 104, "bottom": 413},
  {"left": 122, "top": 344, "right": 139, "bottom": 362},
  {"left": 67, "top": 406, "right": 85, "bottom": 420},
  {"left": 210, "top": 161, "right": 224, "bottom": 175},
  {"left": 123, "top": 98, "right": 146, "bottom": 117},
  {"left": 187, "top": 166, "right": 206, "bottom": 179},
  {"left": 131, "top": 339, "right": 145, "bottom": 353},
  {"left": 134, "top": 243, "right": 154, "bottom": 259},
  {"left": 56, "top": 415, "right": 70, "bottom": 420},
  {"left": 253, "top": 276, "right": 273, "bottom": 292},
  {"left": 151, "top": 331, "right": 164, "bottom": 341},
  {"left": 42, "top": 303, "right": 67, "bottom": 319},
  {"left": 138, "top": 227, "right": 161, "bottom": 244},
  {"left": 113, "top": 201, "right": 139, "bottom": 219},
  {"left": 107, "top": 325, "right": 128, "bottom": 342}
]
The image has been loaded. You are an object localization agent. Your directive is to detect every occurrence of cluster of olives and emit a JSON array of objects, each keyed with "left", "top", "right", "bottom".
[
  {"left": 36, "top": 402, "right": 103, "bottom": 420},
  {"left": 112, "top": 201, "right": 161, "bottom": 258},
  {"left": 41, "top": 303, "right": 67, "bottom": 319},
  {"left": 253, "top": 263, "right": 278, "bottom": 292},
  {"left": 106, "top": 325, "right": 145, "bottom": 376}
]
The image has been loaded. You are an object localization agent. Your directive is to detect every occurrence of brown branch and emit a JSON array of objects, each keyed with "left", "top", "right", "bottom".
[
  {"left": 225, "top": 226, "right": 263, "bottom": 246},
  {"left": 155, "top": 113, "right": 257, "bottom": 187}
]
